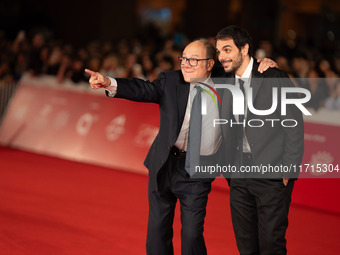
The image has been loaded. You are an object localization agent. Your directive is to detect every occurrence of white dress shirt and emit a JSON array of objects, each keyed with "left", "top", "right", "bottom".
[
  {"left": 174, "top": 76, "right": 221, "bottom": 155},
  {"left": 235, "top": 57, "right": 254, "bottom": 153},
  {"left": 106, "top": 76, "right": 221, "bottom": 156}
]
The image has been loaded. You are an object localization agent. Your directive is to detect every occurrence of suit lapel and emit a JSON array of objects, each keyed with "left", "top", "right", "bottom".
[
  {"left": 177, "top": 76, "right": 190, "bottom": 134},
  {"left": 216, "top": 88, "right": 224, "bottom": 117},
  {"left": 217, "top": 84, "right": 236, "bottom": 139},
  {"left": 246, "top": 61, "right": 264, "bottom": 133},
  {"left": 250, "top": 61, "right": 264, "bottom": 103}
]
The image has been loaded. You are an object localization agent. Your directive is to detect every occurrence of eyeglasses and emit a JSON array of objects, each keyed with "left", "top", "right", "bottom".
[{"left": 178, "top": 56, "right": 211, "bottom": 67}]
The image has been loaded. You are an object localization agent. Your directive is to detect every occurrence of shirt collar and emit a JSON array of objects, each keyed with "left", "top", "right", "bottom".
[
  {"left": 236, "top": 57, "right": 253, "bottom": 80},
  {"left": 190, "top": 74, "right": 213, "bottom": 88},
  {"left": 203, "top": 74, "right": 213, "bottom": 87}
]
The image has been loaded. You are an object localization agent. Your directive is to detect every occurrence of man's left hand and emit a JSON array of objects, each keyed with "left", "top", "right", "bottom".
[
  {"left": 283, "top": 177, "right": 289, "bottom": 187},
  {"left": 257, "top": 58, "right": 278, "bottom": 73}
]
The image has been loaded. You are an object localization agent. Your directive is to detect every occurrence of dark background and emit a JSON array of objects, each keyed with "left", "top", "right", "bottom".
[{"left": 1, "top": 0, "right": 339, "bottom": 55}]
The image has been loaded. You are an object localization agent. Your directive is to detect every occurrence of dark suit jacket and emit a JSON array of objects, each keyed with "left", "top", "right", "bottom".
[
  {"left": 112, "top": 70, "right": 236, "bottom": 190},
  {"left": 230, "top": 61, "right": 304, "bottom": 178}
]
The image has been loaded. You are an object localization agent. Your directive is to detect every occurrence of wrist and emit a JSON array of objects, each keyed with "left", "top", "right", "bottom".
[{"left": 105, "top": 77, "right": 111, "bottom": 87}]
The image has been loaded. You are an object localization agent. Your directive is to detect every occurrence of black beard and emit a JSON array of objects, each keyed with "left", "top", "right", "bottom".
[{"left": 223, "top": 53, "right": 243, "bottom": 74}]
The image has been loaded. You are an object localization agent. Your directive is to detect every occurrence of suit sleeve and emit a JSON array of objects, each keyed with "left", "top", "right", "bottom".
[
  {"left": 106, "top": 72, "right": 166, "bottom": 104},
  {"left": 278, "top": 71, "right": 304, "bottom": 178}
]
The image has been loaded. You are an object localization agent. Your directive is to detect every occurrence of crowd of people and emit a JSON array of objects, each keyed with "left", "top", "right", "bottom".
[
  {"left": 0, "top": 29, "right": 339, "bottom": 111},
  {"left": 0, "top": 30, "right": 185, "bottom": 84}
]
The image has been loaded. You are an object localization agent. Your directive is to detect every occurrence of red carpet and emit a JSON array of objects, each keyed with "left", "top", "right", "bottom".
[{"left": 1, "top": 146, "right": 340, "bottom": 254}]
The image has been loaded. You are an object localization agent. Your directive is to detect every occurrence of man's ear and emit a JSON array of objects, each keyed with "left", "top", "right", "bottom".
[
  {"left": 207, "top": 59, "right": 215, "bottom": 71},
  {"left": 241, "top": 43, "right": 249, "bottom": 56}
]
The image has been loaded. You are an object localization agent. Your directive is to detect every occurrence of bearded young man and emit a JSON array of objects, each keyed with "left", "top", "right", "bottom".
[{"left": 216, "top": 26, "right": 304, "bottom": 255}]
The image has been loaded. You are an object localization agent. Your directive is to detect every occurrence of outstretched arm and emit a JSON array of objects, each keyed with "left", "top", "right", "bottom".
[{"left": 85, "top": 68, "right": 165, "bottom": 103}]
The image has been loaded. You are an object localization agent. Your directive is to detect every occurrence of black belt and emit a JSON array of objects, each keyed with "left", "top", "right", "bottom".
[{"left": 171, "top": 146, "right": 186, "bottom": 158}]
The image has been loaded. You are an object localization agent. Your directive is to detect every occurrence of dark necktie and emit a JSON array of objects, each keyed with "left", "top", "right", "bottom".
[{"left": 185, "top": 85, "right": 202, "bottom": 176}]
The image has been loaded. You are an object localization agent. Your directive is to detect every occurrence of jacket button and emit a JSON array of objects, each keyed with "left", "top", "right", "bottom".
[
  {"left": 161, "top": 160, "right": 165, "bottom": 164},
  {"left": 168, "top": 146, "right": 171, "bottom": 150}
]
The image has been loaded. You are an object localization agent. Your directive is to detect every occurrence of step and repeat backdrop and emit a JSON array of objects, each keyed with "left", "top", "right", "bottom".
[{"left": 1, "top": 74, "right": 339, "bottom": 213}]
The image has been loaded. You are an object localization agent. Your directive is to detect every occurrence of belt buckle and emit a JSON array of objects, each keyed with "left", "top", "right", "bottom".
[{"left": 173, "top": 147, "right": 185, "bottom": 158}]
